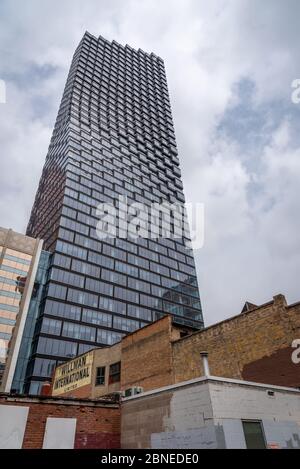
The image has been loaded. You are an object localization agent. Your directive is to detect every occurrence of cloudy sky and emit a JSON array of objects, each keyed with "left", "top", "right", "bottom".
[{"left": 0, "top": 0, "right": 299, "bottom": 325}]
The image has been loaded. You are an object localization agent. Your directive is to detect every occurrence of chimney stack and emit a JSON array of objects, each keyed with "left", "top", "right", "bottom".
[
  {"left": 200, "top": 351, "right": 210, "bottom": 377},
  {"left": 40, "top": 382, "right": 52, "bottom": 397}
]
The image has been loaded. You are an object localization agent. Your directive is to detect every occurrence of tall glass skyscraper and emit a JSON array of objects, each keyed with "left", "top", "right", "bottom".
[{"left": 25, "top": 32, "right": 203, "bottom": 394}]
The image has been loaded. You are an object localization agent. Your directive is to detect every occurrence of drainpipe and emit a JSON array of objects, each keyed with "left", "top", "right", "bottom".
[{"left": 200, "top": 351, "right": 210, "bottom": 377}]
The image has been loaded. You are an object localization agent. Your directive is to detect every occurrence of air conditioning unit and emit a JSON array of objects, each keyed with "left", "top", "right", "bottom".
[{"left": 122, "top": 386, "right": 144, "bottom": 398}]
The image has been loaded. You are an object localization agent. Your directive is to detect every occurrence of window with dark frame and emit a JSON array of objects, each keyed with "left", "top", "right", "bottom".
[
  {"left": 109, "top": 362, "right": 121, "bottom": 384},
  {"left": 95, "top": 366, "right": 105, "bottom": 386},
  {"left": 242, "top": 420, "right": 266, "bottom": 449}
]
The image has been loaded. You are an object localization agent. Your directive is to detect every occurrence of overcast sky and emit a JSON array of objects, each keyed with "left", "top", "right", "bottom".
[{"left": 0, "top": 0, "right": 299, "bottom": 325}]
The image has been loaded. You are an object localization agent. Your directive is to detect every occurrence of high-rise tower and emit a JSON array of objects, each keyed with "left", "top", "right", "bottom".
[{"left": 25, "top": 32, "right": 203, "bottom": 394}]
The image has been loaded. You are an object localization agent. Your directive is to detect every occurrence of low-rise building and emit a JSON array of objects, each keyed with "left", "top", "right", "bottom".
[
  {"left": 52, "top": 342, "right": 122, "bottom": 399},
  {"left": 1, "top": 293, "right": 300, "bottom": 450},
  {"left": 173, "top": 293, "right": 300, "bottom": 388},
  {"left": 121, "top": 376, "right": 300, "bottom": 449},
  {"left": 0, "top": 393, "right": 120, "bottom": 449},
  {"left": 50, "top": 293, "right": 300, "bottom": 399},
  {"left": 50, "top": 320, "right": 192, "bottom": 399}
]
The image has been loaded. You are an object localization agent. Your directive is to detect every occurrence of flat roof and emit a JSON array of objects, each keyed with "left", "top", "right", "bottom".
[
  {"left": 122, "top": 375, "right": 300, "bottom": 402},
  {"left": 0, "top": 392, "right": 119, "bottom": 407}
]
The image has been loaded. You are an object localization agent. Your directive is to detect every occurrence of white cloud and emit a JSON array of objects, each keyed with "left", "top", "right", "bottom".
[{"left": 0, "top": 0, "right": 299, "bottom": 325}]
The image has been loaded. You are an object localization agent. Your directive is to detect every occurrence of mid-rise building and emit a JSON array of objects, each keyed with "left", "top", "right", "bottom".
[{"left": 0, "top": 228, "right": 43, "bottom": 392}]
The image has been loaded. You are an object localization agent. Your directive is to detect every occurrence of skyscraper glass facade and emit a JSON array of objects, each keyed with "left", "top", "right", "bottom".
[
  {"left": 26, "top": 31, "right": 203, "bottom": 392},
  {"left": 11, "top": 251, "right": 50, "bottom": 394}
]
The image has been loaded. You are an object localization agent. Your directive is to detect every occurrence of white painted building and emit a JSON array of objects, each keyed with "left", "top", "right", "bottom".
[{"left": 121, "top": 376, "right": 300, "bottom": 449}]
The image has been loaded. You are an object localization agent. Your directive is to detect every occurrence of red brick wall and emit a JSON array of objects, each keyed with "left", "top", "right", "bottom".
[
  {"left": 0, "top": 396, "right": 120, "bottom": 449},
  {"left": 242, "top": 346, "right": 300, "bottom": 387},
  {"left": 53, "top": 383, "right": 93, "bottom": 400}
]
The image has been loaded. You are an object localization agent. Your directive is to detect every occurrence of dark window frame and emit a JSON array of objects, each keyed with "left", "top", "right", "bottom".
[
  {"left": 242, "top": 420, "right": 267, "bottom": 449},
  {"left": 109, "top": 362, "right": 121, "bottom": 384},
  {"left": 95, "top": 366, "right": 106, "bottom": 386}
]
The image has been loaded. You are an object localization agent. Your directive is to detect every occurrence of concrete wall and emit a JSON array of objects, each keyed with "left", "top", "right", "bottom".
[
  {"left": 121, "top": 381, "right": 221, "bottom": 449},
  {"left": 121, "top": 378, "right": 300, "bottom": 449},
  {"left": 209, "top": 381, "right": 300, "bottom": 449},
  {"left": 173, "top": 295, "right": 300, "bottom": 388}
]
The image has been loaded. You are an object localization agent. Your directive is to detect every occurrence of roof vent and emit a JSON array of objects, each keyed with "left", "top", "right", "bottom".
[{"left": 200, "top": 351, "right": 210, "bottom": 377}]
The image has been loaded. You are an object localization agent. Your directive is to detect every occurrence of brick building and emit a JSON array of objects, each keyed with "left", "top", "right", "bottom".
[
  {"left": 50, "top": 319, "right": 192, "bottom": 399},
  {"left": 50, "top": 294, "right": 300, "bottom": 400},
  {"left": 0, "top": 393, "right": 120, "bottom": 449},
  {"left": 1, "top": 293, "right": 299, "bottom": 450},
  {"left": 52, "top": 343, "right": 122, "bottom": 399},
  {"left": 173, "top": 294, "right": 300, "bottom": 388}
]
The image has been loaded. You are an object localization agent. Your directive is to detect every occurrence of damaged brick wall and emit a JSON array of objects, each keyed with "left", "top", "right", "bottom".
[{"left": 0, "top": 395, "right": 120, "bottom": 449}]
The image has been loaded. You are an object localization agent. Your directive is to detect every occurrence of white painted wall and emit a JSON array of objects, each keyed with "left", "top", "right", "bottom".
[
  {"left": 126, "top": 378, "right": 300, "bottom": 449},
  {"left": 42, "top": 418, "right": 77, "bottom": 449},
  {"left": 0, "top": 405, "right": 29, "bottom": 449},
  {"left": 151, "top": 383, "right": 218, "bottom": 449},
  {"left": 209, "top": 382, "right": 300, "bottom": 449}
]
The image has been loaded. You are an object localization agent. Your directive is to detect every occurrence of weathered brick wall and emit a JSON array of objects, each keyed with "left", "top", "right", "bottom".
[
  {"left": 50, "top": 344, "right": 122, "bottom": 399},
  {"left": 0, "top": 396, "right": 120, "bottom": 449},
  {"left": 48, "top": 295, "right": 300, "bottom": 400},
  {"left": 121, "top": 316, "right": 174, "bottom": 392},
  {"left": 54, "top": 383, "right": 93, "bottom": 400},
  {"left": 172, "top": 295, "right": 300, "bottom": 387},
  {"left": 91, "top": 343, "right": 121, "bottom": 398}
]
